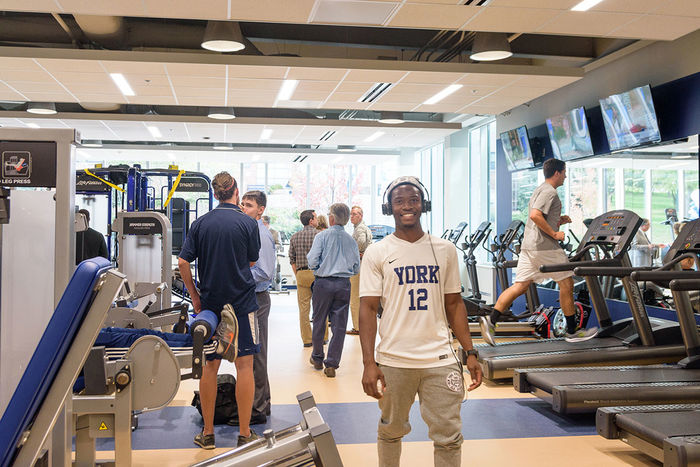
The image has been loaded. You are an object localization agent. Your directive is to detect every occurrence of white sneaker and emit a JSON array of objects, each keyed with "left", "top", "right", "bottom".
[
  {"left": 479, "top": 316, "right": 496, "bottom": 346},
  {"left": 564, "top": 326, "right": 598, "bottom": 343}
]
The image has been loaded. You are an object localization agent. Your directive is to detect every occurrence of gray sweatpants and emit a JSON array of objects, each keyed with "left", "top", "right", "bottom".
[
  {"left": 252, "top": 291, "right": 271, "bottom": 416},
  {"left": 377, "top": 363, "right": 465, "bottom": 467}
]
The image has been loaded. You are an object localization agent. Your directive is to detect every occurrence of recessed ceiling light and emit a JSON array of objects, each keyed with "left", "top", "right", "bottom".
[
  {"left": 260, "top": 129, "right": 273, "bottom": 140},
  {"left": 378, "top": 111, "right": 404, "bottom": 124},
  {"left": 201, "top": 21, "right": 246, "bottom": 52},
  {"left": 364, "top": 131, "right": 385, "bottom": 143},
  {"left": 423, "top": 85, "right": 463, "bottom": 105},
  {"left": 207, "top": 107, "right": 236, "bottom": 120},
  {"left": 277, "top": 80, "right": 299, "bottom": 101},
  {"left": 26, "top": 122, "right": 40, "bottom": 129},
  {"left": 26, "top": 102, "right": 56, "bottom": 115},
  {"left": 571, "top": 0, "right": 604, "bottom": 11},
  {"left": 213, "top": 144, "right": 233, "bottom": 150},
  {"left": 671, "top": 155, "right": 692, "bottom": 159},
  {"left": 147, "top": 126, "right": 162, "bottom": 138},
  {"left": 110, "top": 73, "right": 135, "bottom": 96},
  {"left": 338, "top": 145, "right": 356, "bottom": 152}
]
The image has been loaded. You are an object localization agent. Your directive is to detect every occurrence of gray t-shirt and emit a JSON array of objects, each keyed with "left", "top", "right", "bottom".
[{"left": 521, "top": 182, "right": 561, "bottom": 251}]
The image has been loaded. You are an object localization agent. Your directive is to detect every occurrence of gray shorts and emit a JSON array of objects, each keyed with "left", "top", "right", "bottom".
[{"left": 514, "top": 248, "right": 573, "bottom": 284}]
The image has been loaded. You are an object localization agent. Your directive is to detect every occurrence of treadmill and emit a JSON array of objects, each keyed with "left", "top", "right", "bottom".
[
  {"left": 465, "top": 220, "right": 542, "bottom": 337},
  {"left": 472, "top": 209, "right": 686, "bottom": 380},
  {"left": 513, "top": 222, "right": 700, "bottom": 413},
  {"left": 596, "top": 283, "right": 700, "bottom": 466}
]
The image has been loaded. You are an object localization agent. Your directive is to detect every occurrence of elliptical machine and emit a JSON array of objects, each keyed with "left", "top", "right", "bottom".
[{"left": 460, "top": 221, "right": 492, "bottom": 316}]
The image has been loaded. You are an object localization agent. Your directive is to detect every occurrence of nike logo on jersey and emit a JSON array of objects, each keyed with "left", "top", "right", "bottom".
[
  {"left": 393, "top": 265, "right": 439, "bottom": 285},
  {"left": 388, "top": 258, "right": 399, "bottom": 263}
]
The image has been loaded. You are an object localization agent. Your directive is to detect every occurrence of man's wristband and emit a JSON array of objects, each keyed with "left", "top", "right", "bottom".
[{"left": 465, "top": 349, "right": 479, "bottom": 359}]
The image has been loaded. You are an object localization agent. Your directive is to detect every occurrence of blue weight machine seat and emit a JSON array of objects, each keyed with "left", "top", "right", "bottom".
[{"left": 0, "top": 257, "right": 120, "bottom": 467}]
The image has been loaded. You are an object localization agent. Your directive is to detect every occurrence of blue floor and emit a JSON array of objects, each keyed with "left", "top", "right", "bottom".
[{"left": 89, "top": 399, "right": 597, "bottom": 450}]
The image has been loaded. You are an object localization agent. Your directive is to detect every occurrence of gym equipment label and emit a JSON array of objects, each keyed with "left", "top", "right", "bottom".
[
  {"left": 98, "top": 421, "right": 108, "bottom": 431},
  {"left": 123, "top": 216, "right": 163, "bottom": 235},
  {"left": 0, "top": 141, "right": 57, "bottom": 187},
  {"left": 76, "top": 172, "right": 111, "bottom": 192},
  {"left": 176, "top": 176, "right": 209, "bottom": 192}
]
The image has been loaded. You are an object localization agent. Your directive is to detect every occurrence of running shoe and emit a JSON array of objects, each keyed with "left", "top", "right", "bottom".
[
  {"left": 194, "top": 431, "right": 215, "bottom": 450},
  {"left": 237, "top": 430, "right": 260, "bottom": 447},
  {"left": 216, "top": 304, "right": 239, "bottom": 362},
  {"left": 479, "top": 316, "right": 496, "bottom": 347},
  {"left": 564, "top": 326, "right": 599, "bottom": 343}
]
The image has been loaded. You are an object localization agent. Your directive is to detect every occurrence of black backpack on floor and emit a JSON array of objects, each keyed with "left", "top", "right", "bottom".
[{"left": 191, "top": 374, "right": 238, "bottom": 425}]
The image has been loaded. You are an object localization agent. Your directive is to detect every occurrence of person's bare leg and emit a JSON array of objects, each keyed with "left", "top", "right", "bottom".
[
  {"left": 558, "top": 277, "right": 575, "bottom": 317},
  {"left": 493, "top": 280, "right": 532, "bottom": 317},
  {"left": 200, "top": 359, "right": 222, "bottom": 435},
  {"left": 234, "top": 355, "right": 255, "bottom": 437}
]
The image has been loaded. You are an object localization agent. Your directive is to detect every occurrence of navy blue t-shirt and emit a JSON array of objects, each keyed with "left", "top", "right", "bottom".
[{"left": 179, "top": 203, "right": 260, "bottom": 316}]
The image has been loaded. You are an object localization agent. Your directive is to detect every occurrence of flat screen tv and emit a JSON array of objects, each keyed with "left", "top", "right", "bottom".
[
  {"left": 599, "top": 84, "right": 661, "bottom": 151},
  {"left": 500, "top": 126, "right": 534, "bottom": 171},
  {"left": 546, "top": 106, "right": 594, "bottom": 161}
]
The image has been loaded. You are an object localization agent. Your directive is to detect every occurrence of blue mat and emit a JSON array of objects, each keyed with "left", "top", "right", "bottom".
[{"left": 86, "top": 398, "right": 596, "bottom": 450}]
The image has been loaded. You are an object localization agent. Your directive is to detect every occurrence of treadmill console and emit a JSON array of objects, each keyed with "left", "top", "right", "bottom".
[
  {"left": 664, "top": 218, "right": 700, "bottom": 262},
  {"left": 580, "top": 210, "right": 642, "bottom": 256}
]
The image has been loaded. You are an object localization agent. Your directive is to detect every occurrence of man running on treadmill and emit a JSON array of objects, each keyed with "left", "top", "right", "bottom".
[{"left": 479, "top": 158, "right": 598, "bottom": 346}]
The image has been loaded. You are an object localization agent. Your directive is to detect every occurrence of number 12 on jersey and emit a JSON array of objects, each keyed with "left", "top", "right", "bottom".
[{"left": 408, "top": 288, "right": 428, "bottom": 311}]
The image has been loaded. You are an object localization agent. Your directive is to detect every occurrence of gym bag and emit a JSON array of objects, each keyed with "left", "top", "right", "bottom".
[{"left": 191, "top": 373, "right": 238, "bottom": 425}]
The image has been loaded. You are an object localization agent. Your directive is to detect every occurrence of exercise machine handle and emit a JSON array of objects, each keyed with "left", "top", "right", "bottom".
[
  {"left": 574, "top": 266, "right": 654, "bottom": 277},
  {"left": 540, "top": 258, "right": 618, "bottom": 273},
  {"left": 669, "top": 279, "right": 700, "bottom": 291},
  {"left": 631, "top": 270, "right": 700, "bottom": 282}
]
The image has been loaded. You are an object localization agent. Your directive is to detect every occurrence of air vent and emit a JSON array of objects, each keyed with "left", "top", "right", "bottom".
[
  {"left": 358, "top": 82, "right": 392, "bottom": 103},
  {"left": 319, "top": 130, "right": 336, "bottom": 141},
  {"left": 463, "top": 0, "right": 491, "bottom": 5},
  {"left": 293, "top": 155, "right": 308, "bottom": 163}
]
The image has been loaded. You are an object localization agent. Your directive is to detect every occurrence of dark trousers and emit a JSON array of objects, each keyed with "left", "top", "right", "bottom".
[
  {"left": 311, "top": 277, "right": 351, "bottom": 369},
  {"left": 253, "top": 290, "right": 271, "bottom": 416}
]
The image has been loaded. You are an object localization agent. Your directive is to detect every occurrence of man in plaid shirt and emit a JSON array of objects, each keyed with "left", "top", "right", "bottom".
[{"left": 289, "top": 209, "right": 323, "bottom": 347}]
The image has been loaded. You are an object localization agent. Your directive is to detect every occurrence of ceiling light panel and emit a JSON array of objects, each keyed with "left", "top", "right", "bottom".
[
  {"left": 276, "top": 79, "right": 299, "bottom": 101},
  {"left": 423, "top": 84, "right": 464, "bottom": 105},
  {"left": 389, "top": 3, "right": 479, "bottom": 29},
  {"left": 364, "top": 131, "right": 385, "bottom": 143},
  {"left": 110, "top": 73, "right": 135, "bottom": 96},
  {"left": 147, "top": 125, "right": 162, "bottom": 138},
  {"left": 311, "top": 1, "right": 398, "bottom": 25},
  {"left": 260, "top": 129, "right": 273, "bottom": 140},
  {"left": 571, "top": 0, "right": 604, "bottom": 11}
]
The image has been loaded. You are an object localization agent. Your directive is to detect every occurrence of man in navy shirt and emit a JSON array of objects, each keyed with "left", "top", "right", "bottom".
[{"left": 178, "top": 172, "right": 262, "bottom": 449}]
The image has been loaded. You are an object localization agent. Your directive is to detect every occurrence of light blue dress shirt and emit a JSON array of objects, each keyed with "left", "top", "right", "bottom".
[
  {"left": 251, "top": 218, "right": 276, "bottom": 292},
  {"left": 307, "top": 225, "right": 360, "bottom": 278}
]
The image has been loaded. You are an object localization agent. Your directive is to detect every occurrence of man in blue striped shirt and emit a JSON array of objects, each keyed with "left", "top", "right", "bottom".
[{"left": 307, "top": 203, "right": 360, "bottom": 377}]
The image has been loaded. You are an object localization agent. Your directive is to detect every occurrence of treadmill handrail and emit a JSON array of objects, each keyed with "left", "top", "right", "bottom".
[
  {"left": 670, "top": 279, "right": 700, "bottom": 291},
  {"left": 540, "top": 257, "right": 619, "bottom": 273},
  {"left": 574, "top": 266, "right": 654, "bottom": 277},
  {"left": 631, "top": 270, "right": 700, "bottom": 282}
]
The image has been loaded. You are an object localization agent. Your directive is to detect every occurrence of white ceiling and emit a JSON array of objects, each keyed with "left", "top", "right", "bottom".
[
  {"left": 4, "top": 0, "right": 699, "bottom": 41},
  {"left": 0, "top": 116, "right": 457, "bottom": 148},
  {"left": 0, "top": 2, "right": 697, "bottom": 154}
]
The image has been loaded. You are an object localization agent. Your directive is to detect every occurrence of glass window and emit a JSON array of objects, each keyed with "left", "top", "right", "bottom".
[
  {"left": 604, "top": 168, "right": 616, "bottom": 211},
  {"left": 567, "top": 167, "right": 600, "bottom": 238},
  {"left": 511, "top": 170, "right": 539, "bottom": 224},
  {"left": 623, "top": 168, "right": 645, "bottom": 214},
  {"left": 650, "top": 170, "right": 679, "bottom": 244},
  {"left": 685, "top": 170, "right": 699, "bottom": 220},
  {"left": 488, "top": 121, "right": 497, "bottom": 227}
]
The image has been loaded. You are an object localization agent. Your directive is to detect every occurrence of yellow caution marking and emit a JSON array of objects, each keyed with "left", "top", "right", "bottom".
[{"left": 98, "top": 422, "right": 108, "bottom": 431}]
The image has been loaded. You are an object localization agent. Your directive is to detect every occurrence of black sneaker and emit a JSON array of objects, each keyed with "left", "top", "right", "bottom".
[
  {"left": 237, "top": 430, "right": 260, "bottom": 447},
  {"left": 216, "top": 305, "right": 239, "bottom": 362},
  {"left": 310, "top": 356, "right": 323, "bottom": 370},
  {"left": 194, "top": 431, "right": 215, "bottom": 450}
]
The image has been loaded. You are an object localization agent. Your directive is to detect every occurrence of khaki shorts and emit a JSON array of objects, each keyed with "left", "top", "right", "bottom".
[{"left": 514, "top": 248, "right": 574, "bottom": 284}]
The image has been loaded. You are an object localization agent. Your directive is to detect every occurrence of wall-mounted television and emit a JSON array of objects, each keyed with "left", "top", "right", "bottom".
[
  {"left": 546, "top": 106, "right": 594, "bottom": 161},
  {"left": 599, "top": 84, "right": 661, "bottom": 151},
  {"left": 500, "top": 126, "right": 535, "bottom": 171}
]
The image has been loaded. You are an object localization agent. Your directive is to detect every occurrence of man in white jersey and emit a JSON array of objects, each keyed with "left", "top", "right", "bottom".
[{"left": 359, "top": 176, "right": 482, "bottom": 467}]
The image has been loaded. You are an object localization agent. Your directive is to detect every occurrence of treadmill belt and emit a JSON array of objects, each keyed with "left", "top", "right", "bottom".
[
  {"left": 527, "top": 367, "right": 700, "bottom": 393},
  {"left": 615, "top": 411, "right": 700, "bottom": 445},
  {"left": 478, "top": 337, "right": 623, "bottom": 358}
]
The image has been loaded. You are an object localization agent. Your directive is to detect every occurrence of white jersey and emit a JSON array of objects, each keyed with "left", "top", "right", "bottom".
[{"left": 359, "top": 233, "right": 461, "bottom": 368}]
